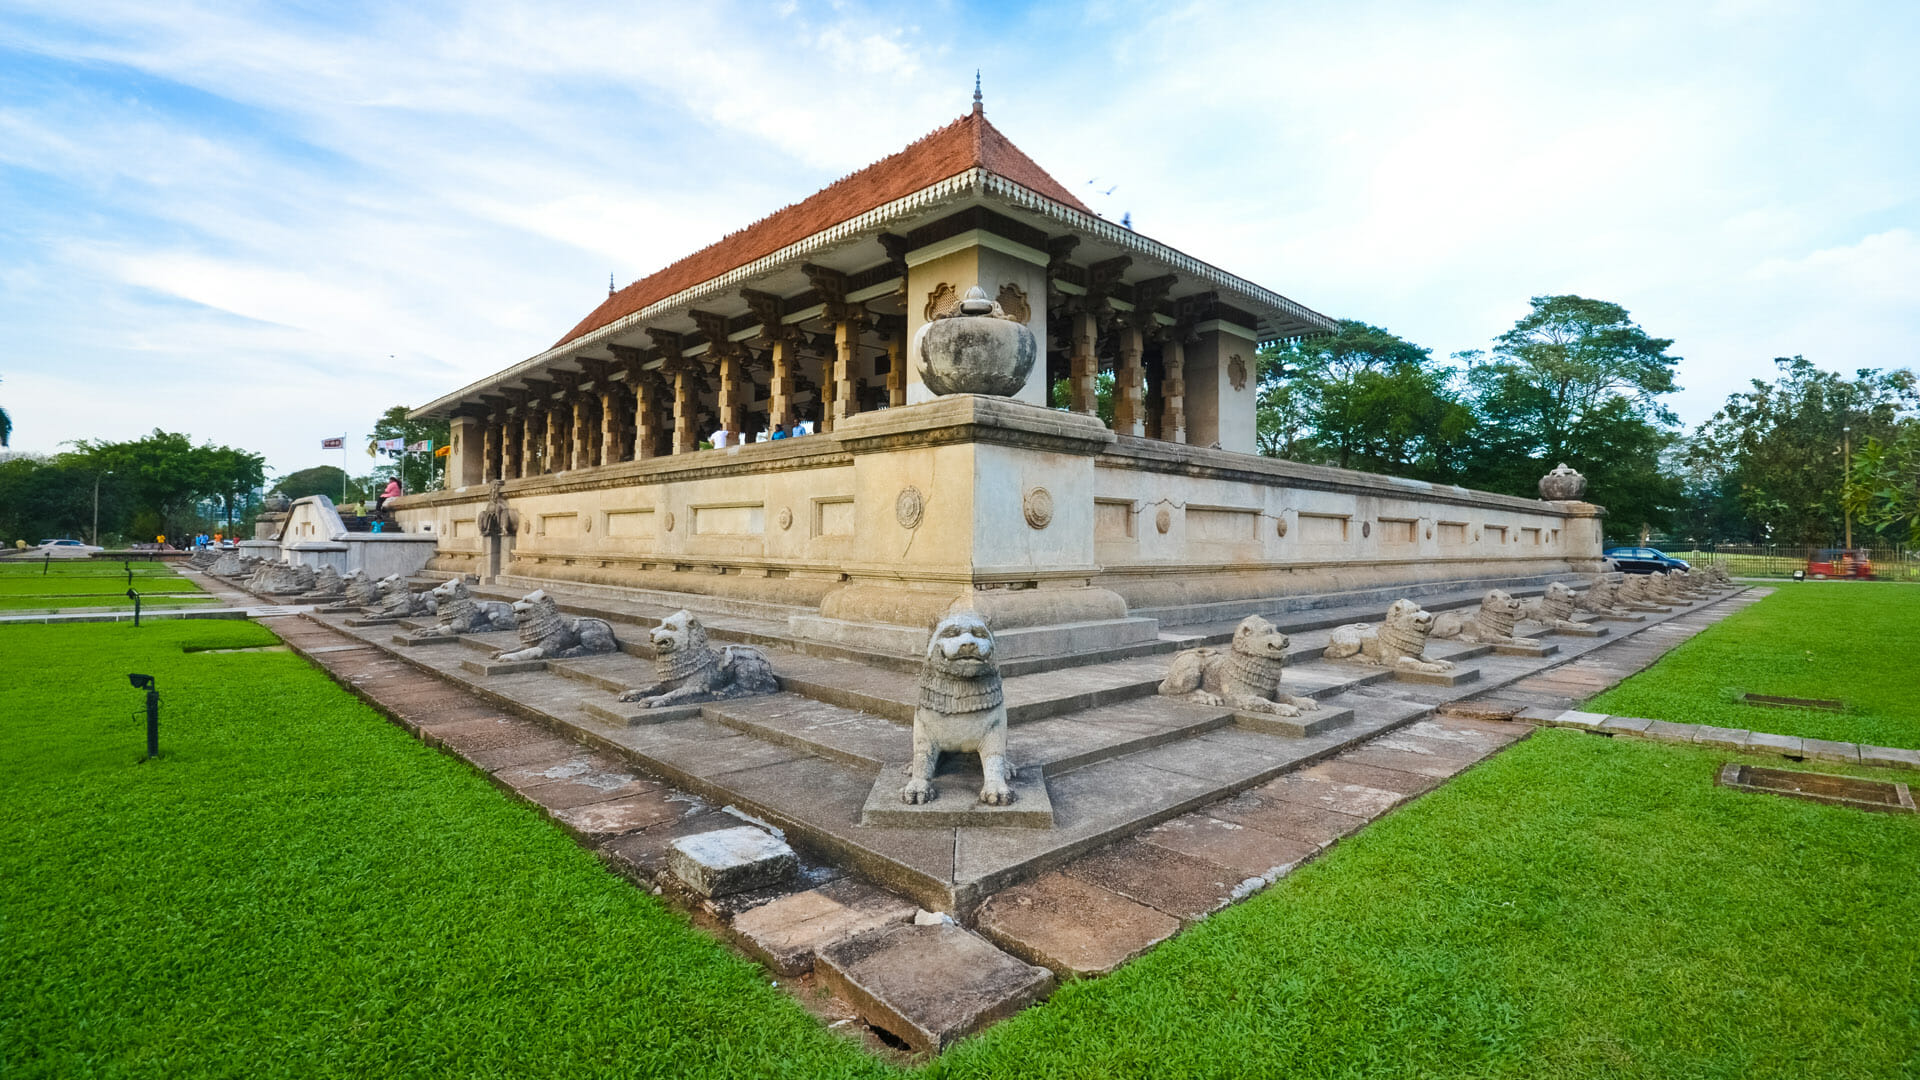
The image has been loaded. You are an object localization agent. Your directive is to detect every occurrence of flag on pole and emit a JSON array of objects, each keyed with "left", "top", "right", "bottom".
[
  {"left": 376, "top": 438, "right": 404, "bottom": 452},
  {"left": 433, "top": 445, "right": 452, "bottom": 458},
  {"left": 408, "top": 439, "right": 433, "bottom": 452},
  {"left": 321, "top": 436, "right": 345, "bottom": 450}
]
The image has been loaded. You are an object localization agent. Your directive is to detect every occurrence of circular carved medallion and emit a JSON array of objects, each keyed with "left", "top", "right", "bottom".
[
  {"left": 1276, "top": 517, "right": 1288, "bottom": 538},
  {"left": 1023, "top": 487, "right": 1053, "bottom": 530},
  {"left": 664, "top": 511, "right": 676, "bottom": 532},
  {"left": 1362, "top": 521, "right": 1371, "bottom": 538},
  {"left": 895, "top": 487, "right": 925, "bottom": 530},
  {"left": 1155, "top": 507, "right": 1171, "bottom": 534},
  {"left": 777, "top": 507, "right": 793, "bottom": 531}
]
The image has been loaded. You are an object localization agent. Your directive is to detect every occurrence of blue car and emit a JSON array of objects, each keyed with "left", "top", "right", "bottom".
[{"left": 1603, "top": 546, "right": 1691, "bottom": 574}]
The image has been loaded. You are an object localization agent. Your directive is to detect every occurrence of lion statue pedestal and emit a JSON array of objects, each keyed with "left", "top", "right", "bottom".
[
  {"left": 617, "top": 610, "right": 779, "bottom": 709},
  {"left": 1324, "top": 599, "right": 1480, "bottom": 686},
  {"left": 859, "top": 611, "right": 1054, "bottom": 829}
]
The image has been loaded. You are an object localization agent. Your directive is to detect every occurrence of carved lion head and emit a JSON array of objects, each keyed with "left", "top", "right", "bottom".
[
  {"left": 651, "top": 610, "right": 711, "bottom": 658},
  {"left": 1384, "top": 598, "right": 1436, "bottom": 636},
  {"left": 1230, "top": 614, "right": 1290, "bottom": 659},
  {"left": 928, "top": 611, "right": 996, "bottom": 679}
]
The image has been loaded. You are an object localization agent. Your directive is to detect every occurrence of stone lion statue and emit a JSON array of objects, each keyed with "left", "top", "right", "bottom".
[
  {"left": 1324, "top": 599, "right": 1454, "bottom": 675},
  {"left": 1431, "top": 590, "right": 1524, "bottom": 645},
  {"left": 373, "top": 574, "right": 438, "bottom": 618},
  {"left": 1704, "top": 564, "right": 1733, "bottom": 586},
  {"left": 298, "top": 565, "right": 346, "bottom": 600},
  {"left": 492, "top": 589, "right": 616, "bottom": 661},
  {"left": 1617, "top": 574, "right": 1664, "bottom": 606},
  {"left": 616, "top": 610, "right": 778, "bottom": 708},
  {"left": 1520, "top": 582, "right": 1588, "bottom": 632},
  {"left": 1575, "top": 576, "right": 1630, "bottom": 616},
  {"left": 903, "top": 611, "right": 1013, "bottom": 807},
  {"left": 414, "top": 579, "right": 516, "bottom": 636},
  {"left": 1158, "top": 615, "right": 1319, "bottom": 717},
  {"left": 340, "top": 569, "right": 382, "bottom": 608},
  {"left": 210, "top": 551, "right": 245, "bottom": 576}
]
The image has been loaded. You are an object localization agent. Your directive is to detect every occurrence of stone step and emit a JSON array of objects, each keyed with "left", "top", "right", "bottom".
[{"left": 815, "top": 921, "right": 1054, "bottom": 1055}]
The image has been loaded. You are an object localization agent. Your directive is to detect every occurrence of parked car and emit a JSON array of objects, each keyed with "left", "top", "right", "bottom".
[
  {"left": 1805, "top": 548, "right": 1872, "bottom": 579},
  {"left": 36, "top": 538, "right": 104, "bottom": 557},
  {"left": 1603, "top": 545, "right": 1690, "bottom": 574}
]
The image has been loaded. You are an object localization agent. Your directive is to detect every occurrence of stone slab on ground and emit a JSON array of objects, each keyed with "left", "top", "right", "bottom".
[
  {"left": 816, "top": 922, "right": 1054, "bottom": 1054},
  {"left": 458, "top": 657, "right": 549, "bottom": 676},
  {"left": 1257, "top": 772, "right": 1409, "bottom": 819},
  {"left": 1643, "top": 719, "right": 1698, "bottom": 743},
  {"left": 1205, "top": 791, "right": 1371, "bottom": 849},
  {"left": 582, "top": 700, "right": 706, "bottom": 727},
  {"left": 1745, "top": 730, "right": 1806, "bottom": 757},
  {"left": 1139, "top": 813, "right": 1319, "bottom": 882},
  {"left": 1690, "top": 725, "right": 1751, "bottom": 750},
  {"left": 552, "top": 789, "right": 687, "bottom": 839},
  {"left": 1546, "top": 710, "right": 1609, "bottom": 730},
  {"left": 729, "top": 877, "right": 918, "bottom": 975},
  {"left": 1232, "top": 705, "right": 1355, "bottom": 738},
  {"left": 595, "top": 809, "right": 740, "bottom": 884},
  {"left": 1061, "top": 838, "right": 1244, "bottom": 922},
  {"left": 1861, "top": 745, "right": 1920, "bottom": 770},
  {"left": 1299, "top": 758, "right": 1441, "bottom": 796},
  {"left": 1802, "top": 738, "right": 1862, "bottom": 764},
  {"left": 668, "top": 825, "right": 798, "bottom": 897},
  {"left": 393, "top": 632, "right": 458, "bottom": 647},
  {"left": 975, "top": 871, "right": 1181, "bottom": 979},
  {"left": 1599, "top": 714, "right": 1654, "bottom": 734},
  {"left": 1392, "top": 666, "right": 1481, "bottom": 687},
  {"left": 1549, "top": 624, "right": 1610, "bottom": 638},
  {"left": 1491, "top": 641, "right": 1558, "bottom": 658},
  {"left": 860, "top": 767, "right": 1053, "bottom": 828}
]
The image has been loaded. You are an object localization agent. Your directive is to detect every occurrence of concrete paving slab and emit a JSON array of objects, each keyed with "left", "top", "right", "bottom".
[
  {"left": 730, "top": 878, "right": 918, "bottom": 975},
  {"left": 552, "top": 789, "right": 687, "bottom": 838},
  {"left": 1690, "top": 725, "right": 1751, "bottom": 750},
  {"left": 520, "top": 768, "right": 658, "bottom": 811},
  {"left": 595, "top": 809, "right": 738, "bottom": 885},
  {"left": 1139, "top": 813, "right": 1319, "bottom": 881},
  {"left": 1643, "top": 720, "right": 1698, "bottom": 744},
  {"left": 1299, "top": 758, "right": 1441, "bottom": 796},
  {"left": 1491, "top": 641, "right": 1558, "bottom": 658},
  {"left": 1598, "top": 714, "right": 1654, "bottom": 734},
  {"left": 490, "top": 752, "right": 617, "bottom": 793},
  {"left": 460, "top": 657, "right": 548, "bottom": 676},
  {"left": 1338, "top": 746, "right": 1474, "bottom": 780},
  {"left": 1744, "top": 730, "right": 1805, "bottom": 758},
  {"left": 1392, "top": 665, "right": 1481, "bottom": 687},
  {"left": 1204, "top": 791, "right": 1369, "bottom": 848},
  {"left": 668, "top": 826, "right": 798, "bottom": 897},
  {"left": 1257, "top": 772, "right": 1408, "bottom": 819},
  {"left": 1061, "top": 838, "right": 1243, "bottom": 922},
  {"left": 975, "top": 872, "right": 1180, "bottom": 979},
  {"left": 1860, "top": 745, "right": 1920, "bottom": 771},
  {"left": 1802, "top": 738, "right": 1862, "bottom": 764},
  {"left": 816, "top": 922, "right": 1054, "bottom": 1054},
  {"left": 466, "top": 737, "right": 585, "bottom": 771}
]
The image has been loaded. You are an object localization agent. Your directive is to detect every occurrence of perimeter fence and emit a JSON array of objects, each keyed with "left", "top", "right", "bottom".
[{"left": 1669, "top": 545, "right": 1919, "bottom": 582}]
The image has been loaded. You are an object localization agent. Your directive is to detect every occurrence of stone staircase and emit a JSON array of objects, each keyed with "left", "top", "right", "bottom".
[{"left": 303, "top": 576, "right": 1681, "bottom": 916}]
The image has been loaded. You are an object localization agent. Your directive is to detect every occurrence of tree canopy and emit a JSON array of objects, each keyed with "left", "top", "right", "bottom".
[
  {"left": 368, "top": 405, "right": 449, "bottom": 495},
  {"left": 1, "top": 430, "right": 264, "bottom": 545}
]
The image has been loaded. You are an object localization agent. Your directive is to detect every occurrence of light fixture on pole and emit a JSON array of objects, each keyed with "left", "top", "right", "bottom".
[{"left": 93, "top": 469, "right": 113, "bottom": 546}]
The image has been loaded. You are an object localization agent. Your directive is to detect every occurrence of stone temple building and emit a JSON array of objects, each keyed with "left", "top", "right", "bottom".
[{"left": 399, "top": 99, "right": 1604, "bottom": 658}]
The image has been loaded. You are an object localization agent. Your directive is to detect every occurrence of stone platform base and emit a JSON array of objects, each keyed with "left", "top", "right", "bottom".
[
  {"left": 861, "top": 767, "right": 1054, "bottom": 829},
  {"left": 1395, "top": 666, "right": 1481, "bottom": 687},
  {"left": 1234, "top": 706, "right": 1355, "bottom": 738},
  {"left": 790, "top": 613, "right": 1160, "bottom": 662},
  {"left": 1493, "top": 640, "right": 1559, "bottom": 657},
  {"left": 460, "top": 657, "right": 547, "bottom": 676}
]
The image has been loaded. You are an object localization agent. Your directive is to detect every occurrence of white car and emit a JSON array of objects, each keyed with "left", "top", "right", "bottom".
[{"left": 36, "top": 538, "right": 105, "bottom": 558}]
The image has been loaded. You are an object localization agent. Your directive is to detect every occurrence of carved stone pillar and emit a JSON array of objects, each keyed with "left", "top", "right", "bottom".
[
  {"left": 718, "top": 351, "right": 745, "bottom": 446},
  {"left": 1070, "top": 310, "right": 1098, "bottom": 415},
  {"left": 768, "top": 338, "right": 796, "bottom": 436},
  {"left": 546, "top": 398, "right": 568, "bottom": 472},
  {"left": 482, "top": 418, "right": 501, "bottom": 482},
  {"left": 633, "top": 377, "right": 659, "bottom": 460},
  {"left": 830, "top": 316, "right": 863, "bottom": 429},
  {"left": 672, "top": 367, "right": 699, "bottom": 454},
  {"left": 1160, "top": 338, "right": 1187, "bottom": 444},
  {"left": 886, "top": 318, "right": 907, "bottom": 407},
  {"left": 1114, "top": 324, "right": 1144, "bottom": 437},
  {"left": 599, "top": 386, "right": 623, "bottom": 465},
  {"left": 519, "top": 409, "right": 538, "bottom": 476},
  {"left": 571, "top": 393, "right": 593, "bottom": 468}
]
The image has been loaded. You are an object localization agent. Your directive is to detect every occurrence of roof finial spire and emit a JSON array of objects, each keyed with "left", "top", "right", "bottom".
[
  {"left": 972, "top": 70, "right": 982, "bottom": 115},
  {"left": 608, "top": 272, "right": 616, "bottom": 296}
]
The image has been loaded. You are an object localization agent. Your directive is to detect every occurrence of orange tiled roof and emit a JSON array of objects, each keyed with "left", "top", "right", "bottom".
[{"left": 553, "top": 110, "right": 1090, "bottom": 349}]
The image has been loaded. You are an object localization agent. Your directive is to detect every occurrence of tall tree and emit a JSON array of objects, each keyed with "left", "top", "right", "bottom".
[
  {"left": 367, "top": 405, "right": 450, "bottom": 495},
  {"left": 1687, "top": 357, "right": 1917, "bottom": 544},
  {"left": 0, "top": 375, "right": 12, "bottom": 447},
  {"left": 1256, "top": 320, "right": 1474, "bottom": 481},
  {"left": 1847, "top": 423, "right": 1920, "bottom": 544},
  {"left": 1462, "top": 296, "right": 1682, "bottom": 537},
  {"left": 70, "top": 430, "right": 264, "bottom": 543}
]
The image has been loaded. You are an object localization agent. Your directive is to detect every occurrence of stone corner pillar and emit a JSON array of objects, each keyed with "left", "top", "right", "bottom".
[{"left": 448, "top": 415, "right": 485, "bottom": 489}]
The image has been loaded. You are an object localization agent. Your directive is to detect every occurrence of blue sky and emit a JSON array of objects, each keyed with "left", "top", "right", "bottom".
[{"left": 2, "top": 0, "right": 1915, "bottom": 478}]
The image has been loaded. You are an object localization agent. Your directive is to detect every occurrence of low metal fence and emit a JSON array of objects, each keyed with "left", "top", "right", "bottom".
[{"left": 1669, "top": 545, "right": 1919, "bottom": 582}]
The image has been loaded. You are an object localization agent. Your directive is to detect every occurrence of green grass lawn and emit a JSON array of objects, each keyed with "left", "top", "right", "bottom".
[
  {"left": 0, "top": 563, "right": 200, "bottom": 598},
  {"left": 0, "top": 595, "right": 220, "bottom": 612},
  {"left": 5, "top": 620, "right": 1917, "bottom": 1078},
  {"left": 1585, "top": 584, "right": 1920, "bottom": 748}
]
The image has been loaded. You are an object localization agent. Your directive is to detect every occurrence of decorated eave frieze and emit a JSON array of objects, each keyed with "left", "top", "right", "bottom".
[{"left": 416, "top": 168, "right": 1334, "bottom": 419}]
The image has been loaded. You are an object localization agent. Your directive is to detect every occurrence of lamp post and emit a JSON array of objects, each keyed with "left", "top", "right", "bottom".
[
  {"left": 93, "top": 469, "right": 113, "bottom": 546},
  {"left": 1842, "top": 425, "right": 1853, "bottom": 550}
]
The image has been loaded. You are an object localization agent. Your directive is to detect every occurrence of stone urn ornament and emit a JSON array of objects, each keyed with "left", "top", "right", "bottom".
[
  {"left": 1538, "top": 462, "right": 1587, "bottom": 501},
  {"left": 914, "top": 286, "right": 1036, "bottom": 396}
]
